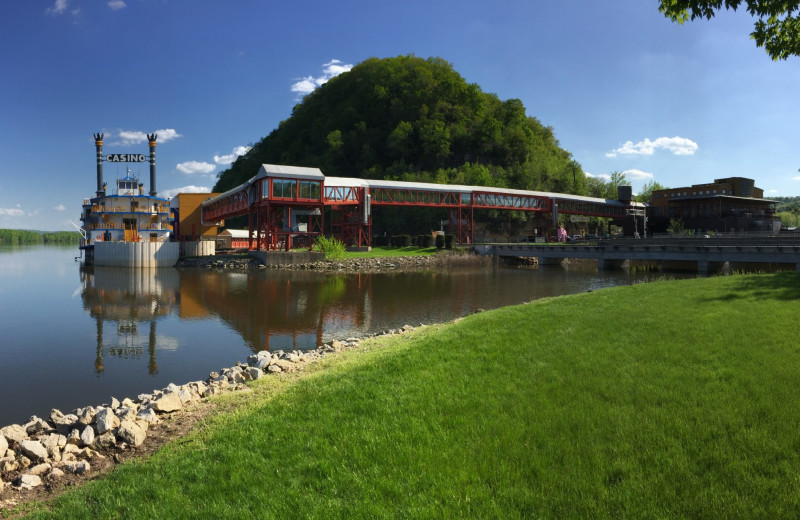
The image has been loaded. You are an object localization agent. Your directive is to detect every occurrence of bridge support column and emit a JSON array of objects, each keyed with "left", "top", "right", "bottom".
[
  {"left": 698, "top": 261, "right": 709, "bottom": 276},
  {"left": 539, "top": 257, "right": 566, "bottom": 266},
  {"left": 598, "top": 259, "right": 625, "bottom": 272}
]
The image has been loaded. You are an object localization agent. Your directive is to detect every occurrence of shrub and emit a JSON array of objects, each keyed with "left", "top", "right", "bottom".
[
  {"left": 445, "top": 234, "right": 455, "bottom": 249},
  {"left": 435, "top": 234, "right": 445, "bottom": 249},
  {"left": 314, "top": 235, "right": 346, "bottom": 260},
  {"left": 392, "top": 234, "right": 412, "bottom": 247}
]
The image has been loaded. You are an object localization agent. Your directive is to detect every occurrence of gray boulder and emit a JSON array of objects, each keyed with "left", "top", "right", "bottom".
[
  {"left": 95, "top": 408, "right": 120, "bottom": 435},
  {"left": 93, "top": 432, "right": 117, "bottom": 450},
  {"left": 136, "top": 407, "right": 160, "bottom": 425},
  {"left": 19, "top": 440, "right": 48, "bottom": 461},
  {"left": 61, "top": 460, "right": 91, "bottom": 475},
  {"left": 66, "top": 428, "right": 81, "bottom": 445},
  {"left": 24, "top": 416, "right": 51, "bottom": 436},
  {"left": 118, "top": 420, "right": 147, "bottom": 447},
  {"left": 0, "top": 424, "right": 28, "bottom": 443},
  {"left": 28, "top": 463, "right": 51, "bottom": 476},
  {"left": 152, "top": 392, "right": 182, "bottom": 412},
  {"left": 76, "top": 406, "right": 96, "bottom": 426},
  {"left": 50, "top": 409, "right": 78, "bottom": 434},
  {"left": 80, "top": 425, "right": 95, "bottom": 447},
  {"left": 15, "top": 474, "right": 42, "bottom": 490}
]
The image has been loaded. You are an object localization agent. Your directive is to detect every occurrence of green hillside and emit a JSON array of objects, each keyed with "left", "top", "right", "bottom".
[{"left": 214, "top": 56, "right": 584, "bottom": 196}]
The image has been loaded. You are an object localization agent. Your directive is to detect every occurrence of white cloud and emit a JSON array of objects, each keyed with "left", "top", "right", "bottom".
[
  {"left": 155, "top": 335, "right": 180, "bottom": 351},
  {"left": 793, "top": 176, "right": 800, "bottom": 181},
  {"left": 585, "top": 172, "right": 611, "bottom": 181},
  {"left": 116, "top": 129, "right": 182, "bottom": 145},
  {"left": 621, "top": 169, "right": 654, "bottom": 180},
  {"left": 0, "top": 208, "right": 24, "bottom": 217},
  {"left": 176, "top": 161, "right": 216, "bottom": 175},
  {"left": 291, "top": 78, "right": 318, "bottom": 96},
  {"left": 214, "top": 145, "right": 251, "bottom": 165},
  {"left": 108, "top": 0, "right": 126, "bottom": 10},
  {"left": 606, "top": 136, "right": 698, "bottom": 158},
  {"left": 53, "top": 204, "right": 66, "bottom": 211},
  {"left": 291, "top": 59, "right": 354, "bottom": 97},
  {"left": 45, "top": 0, "right": 68, "bottom": 15},
  {"left": 160, "top": 185, "right": 211, "bottom": 199}
]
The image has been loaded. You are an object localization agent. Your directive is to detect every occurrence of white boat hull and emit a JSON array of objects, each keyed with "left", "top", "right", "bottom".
[{"left": 87, "top": 241, "right": 180, "bottom": 268}]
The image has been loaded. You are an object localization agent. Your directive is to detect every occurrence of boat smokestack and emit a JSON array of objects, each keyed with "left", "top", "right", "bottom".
[
  {"left": 94, "top": 133, "right": 104, "bottom": 197},
  {"left": 148, "top": 133, "right": 157, "bottom": 197}
]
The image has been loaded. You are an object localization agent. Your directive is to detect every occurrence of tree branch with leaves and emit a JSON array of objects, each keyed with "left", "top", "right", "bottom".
[{"left": 659, "top": 0, "right": 800, "bottom": 60}]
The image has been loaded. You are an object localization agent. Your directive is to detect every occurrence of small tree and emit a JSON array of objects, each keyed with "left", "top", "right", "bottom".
[
  {"left": 667, "top": 218, "right": 686, "bottom": 235},
  {"left": 314, "top": 235, "right": 346, "bottom": 260}
]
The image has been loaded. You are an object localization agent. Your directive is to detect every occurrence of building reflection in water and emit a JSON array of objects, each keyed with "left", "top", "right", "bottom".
[
  {"left": 176, "top": 270, "right": 371, "bottom": 353},
  {"left": 79, "top": 264, "right": 495, "bottom": 374},
  {"left": 80, "top": 267, "right": 179, "bottom": 375}
]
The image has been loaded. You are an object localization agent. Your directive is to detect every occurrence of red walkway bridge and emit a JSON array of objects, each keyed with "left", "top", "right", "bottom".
[{"left": 201, "top": 164, "right": 644, "bottom": 251}]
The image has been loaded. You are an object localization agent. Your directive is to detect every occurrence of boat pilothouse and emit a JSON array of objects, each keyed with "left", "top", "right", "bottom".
[
  {"left": 80, "top": 170, "right": 173, "bottom": 247},
  {"left": 79, "top": 132, "right": 179, "bottom": 267}
]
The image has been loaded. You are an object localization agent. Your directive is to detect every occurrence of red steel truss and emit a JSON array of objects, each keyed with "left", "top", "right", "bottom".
[
  {"left": 203, "top": 188, "right": 249, "bottom": 223},
  {"left": 369, "top": 187, "right": 462, "bottom": 207},
  {"left": 202, "top": 172, "right": 639, "bottom": 250}
]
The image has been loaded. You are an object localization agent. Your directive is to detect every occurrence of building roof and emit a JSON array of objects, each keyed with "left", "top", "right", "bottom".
[
  {"left": 257, "top": 164, "right": 325, "bottom": 181},
  {"left": 218, "top": 229, "right": 250, "bottom": 238}
]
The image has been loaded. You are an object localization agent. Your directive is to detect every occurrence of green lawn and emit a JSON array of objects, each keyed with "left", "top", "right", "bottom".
[
  {"left": 339, "top": 245, "right": 440, "bottom": 258},
  {"left": 19, "top": 272, "right": 800, "bottom": 519}
]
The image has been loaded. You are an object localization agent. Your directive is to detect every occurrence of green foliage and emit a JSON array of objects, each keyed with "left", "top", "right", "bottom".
[
  {"left": 43, "top": 231, "right": 81, "bottom": 244},
  {"left": 584, "top": 171, "right": 631, "bottom": 200},
  {"left": 392, "top": 234, "right": 412, "bottom": 247},
  {"left": 0, "top": 229, "right": 80, "bottom": 245},
  {"left": 659, "top": 0, "right": 800, "bottom": 60},
  {"left": 773, "top": 196, "right": 800, "bottom": 214},
  {"left": 214, "top": 56, "right": 583, "bottom": 196},
  {"left": 445, "top": 234, "right": 455, "bottom": 249},
  {"left": 777, "top": 211, "right": 800, "bottom": 228},
  {"left": 435, "top": 234, "right": 445, "bottom": 249},
  {"left": 667, "top": 218, "right": 687, "bottom": 235},
  {"left": 635, "top": 180, "right": 668, "bottom": 203},
  {"left": 314, "top": 235, "right": 346, "bottom": 260}
]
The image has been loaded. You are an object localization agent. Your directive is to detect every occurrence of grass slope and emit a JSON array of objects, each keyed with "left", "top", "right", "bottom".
[{"left": 21, "top": 272, "right": 800, "bottom": 519}]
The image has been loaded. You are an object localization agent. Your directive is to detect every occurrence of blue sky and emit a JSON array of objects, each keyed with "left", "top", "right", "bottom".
[{"left": 2, "top": 0, "right": 799, "bottom": 231}]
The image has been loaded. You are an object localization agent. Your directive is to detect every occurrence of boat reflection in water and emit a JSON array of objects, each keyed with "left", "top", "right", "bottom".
[
  {"left": 77, "top": 263, "right": 648, "bottom": 378},
  {"left": 80, "top": 267, "right": 179, "bottom": 375}
]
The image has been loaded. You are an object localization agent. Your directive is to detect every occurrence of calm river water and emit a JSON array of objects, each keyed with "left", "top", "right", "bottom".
[{"left": 0, "top": 245, "right": 663, "bottom": 426}]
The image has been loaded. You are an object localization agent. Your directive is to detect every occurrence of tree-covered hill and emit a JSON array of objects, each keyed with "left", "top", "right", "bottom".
[{"left": 214, "top": 56, "right": 585, "bottom": 195}]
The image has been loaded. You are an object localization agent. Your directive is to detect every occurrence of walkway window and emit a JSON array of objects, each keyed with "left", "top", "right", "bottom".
[
  {"left": 273, "top": 179, "right": 296, "bottom": 199},
  {"left": 298, "top": 181, "right": 320, "bottom": 200}
]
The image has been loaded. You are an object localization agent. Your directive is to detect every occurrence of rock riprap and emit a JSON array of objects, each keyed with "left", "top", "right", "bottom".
[{"left": 0, "top": 325, "right": 419, "bottom": 496}]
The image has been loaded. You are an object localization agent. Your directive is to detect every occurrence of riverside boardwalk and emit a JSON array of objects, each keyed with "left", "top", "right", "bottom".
[{"left": 483, "top": 236, "right": 800, "bottom": 274}]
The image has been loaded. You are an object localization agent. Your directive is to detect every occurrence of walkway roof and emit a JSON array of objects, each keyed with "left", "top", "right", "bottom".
[{"left": 203, "top": 163, "right": 643, "bottom": 209}]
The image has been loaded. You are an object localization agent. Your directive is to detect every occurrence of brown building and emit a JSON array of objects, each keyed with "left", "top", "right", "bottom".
[
  {"left": 648, "top": 177, "right": 780, "bottom": 234},
  {"left": 169, "top": 193, "right": 221, "bottom": 241}
]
